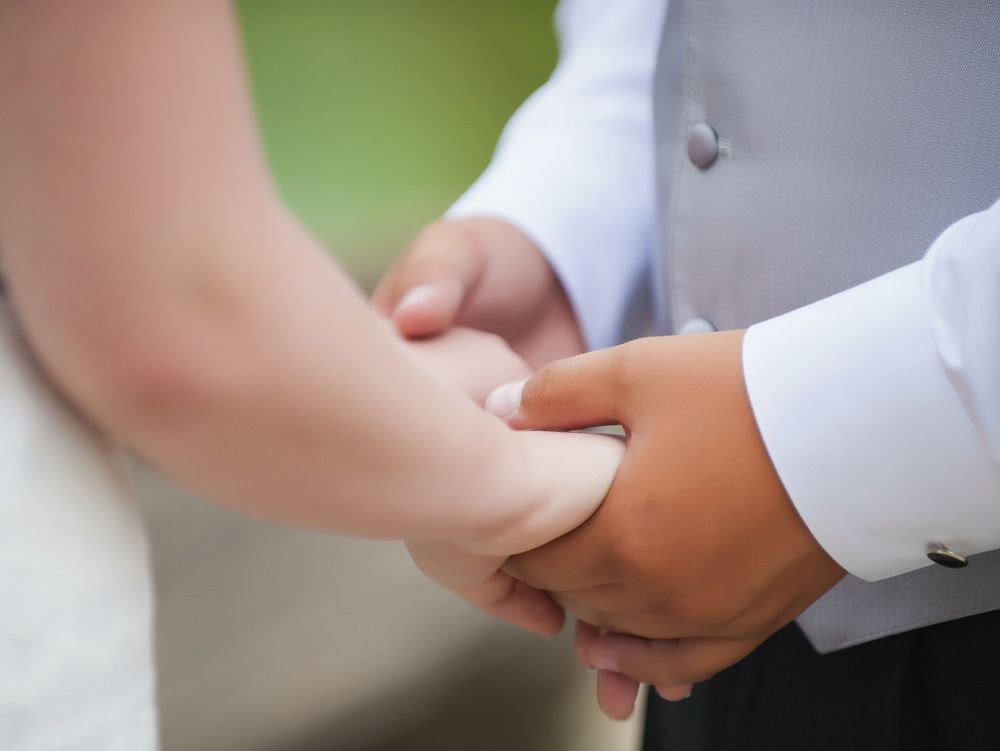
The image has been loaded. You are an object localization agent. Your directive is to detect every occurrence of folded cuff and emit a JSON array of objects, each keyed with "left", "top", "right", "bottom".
[{"left": 743, "top": 261, "right": 1000, "bottom": 580}]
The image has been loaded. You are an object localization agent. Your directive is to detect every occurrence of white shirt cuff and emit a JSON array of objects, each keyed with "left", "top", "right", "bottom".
[
  {"left": 447, "top": 152, "right": 654, "bottom": 351},
  {"left": 742, "top": 261, "right": 1000, "bottom": 581}
]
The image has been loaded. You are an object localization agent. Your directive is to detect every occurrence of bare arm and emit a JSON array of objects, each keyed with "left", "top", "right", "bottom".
[{"left": 0, "top": 0, "right": 620, "bottom": 554}]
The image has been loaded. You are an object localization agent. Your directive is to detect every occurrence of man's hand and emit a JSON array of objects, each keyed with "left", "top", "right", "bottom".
[
  {"left": 488, "top": 331, "right": 846, "bottom": 716},
  {"left": 398, "top": 326, "right": 626, "bottom": 639},
  {"left": 373, "top": 217, "right": 584, "bottom": 367}
]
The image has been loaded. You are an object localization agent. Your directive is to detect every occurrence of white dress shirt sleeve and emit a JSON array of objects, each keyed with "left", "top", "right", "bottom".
[
  {"left": 743, "top": 202, "right": 1000, "bottom": 581},
  {"left": 447, "top": 0, "right": 668, "bottom": 350}
]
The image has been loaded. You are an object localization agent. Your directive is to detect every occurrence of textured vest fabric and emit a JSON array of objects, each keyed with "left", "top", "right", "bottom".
[{"left": 653, "top": 0, "right": 1000, "bottom": 652}]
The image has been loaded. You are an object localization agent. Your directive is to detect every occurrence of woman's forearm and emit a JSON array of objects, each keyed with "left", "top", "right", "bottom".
[{"left": 0, "top": 0, "right": 620, "bottom": 548}]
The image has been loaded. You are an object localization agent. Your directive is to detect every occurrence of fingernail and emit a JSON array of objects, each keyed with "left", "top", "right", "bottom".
[
  {"left": 590, "top": 650, "right": 620, "bottom": 673},
  {"left": 394, "top": 284, "right": 438, "bottom": 315},
  {"left": 485, "top": 378, "right": 526, "bottom": 419}
]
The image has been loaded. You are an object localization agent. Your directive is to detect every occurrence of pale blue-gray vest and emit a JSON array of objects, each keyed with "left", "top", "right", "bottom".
[{"left": 653, "top": 0, "right": 1000, "bottom": 652}]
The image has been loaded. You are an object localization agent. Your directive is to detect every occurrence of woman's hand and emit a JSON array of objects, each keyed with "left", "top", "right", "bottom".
[
  {"left": 399, "top": 327, "right": 625, "bottom": 635},
  {"left": 405, "top": 540, "right": 565, "bottom": 636},
  {"left": 400, "top": 326, "right": 532, "bottom": 406},
  {"left": 404, "top": 426, "right": 624, "bottom": 637}
]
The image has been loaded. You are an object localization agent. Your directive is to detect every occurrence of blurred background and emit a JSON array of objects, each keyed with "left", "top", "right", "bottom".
[
  {"left": 136, "top": 2, "right": 642, "bottom": 750},
  {"left": 244, "top": 0, "right": 558, "bottom": 285}
]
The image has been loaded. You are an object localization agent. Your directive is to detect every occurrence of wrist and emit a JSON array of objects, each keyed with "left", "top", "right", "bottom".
[
  {"left": 462, "top": 428, "right": 623, "bottom": 558},
  {"left": 731, "top": 331, "right": 847, "bottom": 595}
]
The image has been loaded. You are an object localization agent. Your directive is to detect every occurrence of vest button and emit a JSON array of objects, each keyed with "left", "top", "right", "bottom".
[
  {"left": 678, "top": 317, "right": 717, "bottom": 335},
  {"left": 687, "top": 123, "right": 719, "bottom": 169}
]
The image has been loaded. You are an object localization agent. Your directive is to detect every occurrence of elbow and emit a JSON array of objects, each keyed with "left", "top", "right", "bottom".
[
  {"left": 110, "top": 343, "right": 223, "bottom": 431},
  {"left": 63, "top": 327, "right": 229, "bottom": 441},
  {"left": 2, "top": 223, "right": 276, "bottom": 439}
]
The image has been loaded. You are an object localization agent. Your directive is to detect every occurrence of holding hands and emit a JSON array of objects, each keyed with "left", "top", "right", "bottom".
[
  {"left": 489, "top": 333, "right": 846, "bottom": 716},
  {"left": 397, "top": 324, "right": 624, "bottom": 638},
  {"left": 381, "top": 219, "right": 846, "bottom": 719},
  {"left": 374, "top": 217, "right": 585, "bottom": 368}
]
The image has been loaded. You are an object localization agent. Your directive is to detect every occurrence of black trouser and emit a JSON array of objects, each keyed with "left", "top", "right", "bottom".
[{"left": 643, "top": 611, "right": 1000, "bottom": 751}]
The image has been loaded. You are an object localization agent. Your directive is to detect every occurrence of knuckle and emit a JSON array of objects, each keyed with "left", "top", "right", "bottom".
[
  {"left": 400, "top": 223, "right": 464, "bottom": 278},
  {"left": 523, "top": 363, "right": 559, "bottom": 415},
  {"left": 608, "top": 340, "right": 644, "bottom": 394}
]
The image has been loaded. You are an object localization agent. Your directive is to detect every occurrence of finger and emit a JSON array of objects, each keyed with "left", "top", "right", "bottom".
[
  {"left": 456, "top": 569, "right": 566, "bottom": 638},
  {"left": 372, "top": 223, "right": 486, "bottom": 337},
  {"left": 654, "top": 683, "right": 695, "bottom": 702},
  {"left": 549, "top": 593, "right": 632, "bottom": 636},
  {"left": 589, "top": 633, "right": 757, "bottom": 685},
  {"left": 394, "top": 280, "right": 469, "bottom": 338},
  {"left": 371, "top": 222, "right": 483, "bottom": 314},
  {"left": 408, "top": 541, "right": 567, "bottom": 637},
  {"left": 550, "top": 590, "right": 686, "bottom": 639},
  {"left": 485, "top": 344, "right": 635, "bottom": 428},
  {"left": 575, "top": 619, "right": 600, "bottom": 670},
  {"left": 596, "top": 670, "right": 641, "bottom": 721}
]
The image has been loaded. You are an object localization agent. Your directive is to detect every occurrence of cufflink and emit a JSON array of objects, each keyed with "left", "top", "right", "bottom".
[{"left": 927, "top": 543, "right": 968, "bottom": 569}]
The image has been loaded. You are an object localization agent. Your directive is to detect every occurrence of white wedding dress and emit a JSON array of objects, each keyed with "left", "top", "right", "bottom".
[{"left": 0, "top": 299, "right": 157, "bottom": 750}]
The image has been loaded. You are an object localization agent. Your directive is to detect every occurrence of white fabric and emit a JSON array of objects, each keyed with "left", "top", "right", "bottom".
[
  {"left": 449, "top": 0, "right": 1000, "bottom": 581},
  {"left": 0, "top": 302, "right": 157, "bottom": 750},
  {"left": 448, "top": 0, "right": 667, "bottom": 350},
  {"left": 743, "top": 244, "right": 1000, "bottom": 580}
]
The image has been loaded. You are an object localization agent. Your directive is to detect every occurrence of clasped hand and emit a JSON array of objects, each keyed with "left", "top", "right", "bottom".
[
  {"left": 398, "top": 325, "right": 625, "bottom": 639},
  {"left": 488, "top": 332, "right": 846, "bottom": 717},
  {"left": 379, "top": 218, "right": 845, "bottom": 720}
]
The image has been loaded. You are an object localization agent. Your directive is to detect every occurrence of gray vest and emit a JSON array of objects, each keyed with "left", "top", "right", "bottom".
[{"left": 653, "top": 0, "right": 1000, "bottom": 652}]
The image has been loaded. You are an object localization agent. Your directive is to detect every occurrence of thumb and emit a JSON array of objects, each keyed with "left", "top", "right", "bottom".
[
  {"left": 372, "top": 221, "right": 486, "bottom": 338},
  {"left": 485, "top": 345, "right": 632, "bottom": 430},
  {"left": 390, "top": 278, "right": 467, "bottom": 338}
]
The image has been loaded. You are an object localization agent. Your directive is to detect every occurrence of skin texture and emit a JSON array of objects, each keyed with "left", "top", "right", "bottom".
[
  {"left": 374, "top": 216, "right": 585, "bottom": 368},
  {"left": 488, "top": 332, "right": 847, "bottom": 716},
  {"left": 0, "top": 0, "right": 624, "bottom": 637},
  {"left": 382, "top": 223, "right": 848, "bottom": 716},
  {"left": 402, "top": 325, "right": 532, "bottom": 406},
  {"left": 379, "top": 216, "right": 699, "bottom": 715}
]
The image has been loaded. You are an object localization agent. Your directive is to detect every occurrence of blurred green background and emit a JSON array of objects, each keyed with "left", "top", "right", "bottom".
[{"left": 237, "top": 0, "right": 559, "bottom": 284}]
